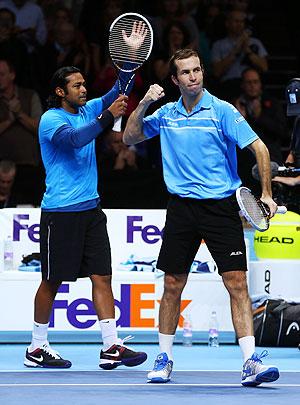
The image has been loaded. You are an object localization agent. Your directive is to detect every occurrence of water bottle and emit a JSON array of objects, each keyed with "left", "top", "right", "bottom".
[
  {"left": 4, "top": 235, "right": 14, "bottom": 271},
  {"left": 208, "top": 310, "right": 219, "bottom": 347},
  {"left": 182, "top": 313, "right": 193, "bottom": 346}
]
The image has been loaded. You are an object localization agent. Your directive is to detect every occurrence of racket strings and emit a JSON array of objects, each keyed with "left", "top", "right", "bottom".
[
  {"left": 109, "top": 17, "right": 152, "bottom": 68},
  {"left": 240, "top": 189, "right": 269, "bottom": 230}
]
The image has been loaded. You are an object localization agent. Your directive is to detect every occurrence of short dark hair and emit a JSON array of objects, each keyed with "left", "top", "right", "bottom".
[
  {"left": 0, "top": 159, "right": 16, "bottom": 174},
  {"left": 0, "top": 7, "right": 16, "bottom": 25},
  {"left": 0, "top": 57, "right": 15, "bottom": 72},
  {"left": 241, "top": 67, "right": 261, "bottom": 81},
  {"left": 47, "top": 66, "right": 81, "bottom": 109},
  {"left": 169, "top": 49, "right": 202, "bottom": 77},
  {"left": 162, "top": 21, "right": 190, "bottom": 52}
]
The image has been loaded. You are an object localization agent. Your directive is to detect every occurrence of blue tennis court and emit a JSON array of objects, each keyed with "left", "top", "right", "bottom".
[{"left": 1, "top": 343, "right": 299, "bottom": 405}]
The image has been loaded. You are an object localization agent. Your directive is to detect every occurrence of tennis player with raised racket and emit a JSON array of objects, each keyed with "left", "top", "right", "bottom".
[
  {"left": 124, "top": 48, "right": 280, "bottom": 386},
  {"left": 24, "top": 20, "right": 148, "bottom": 370}
]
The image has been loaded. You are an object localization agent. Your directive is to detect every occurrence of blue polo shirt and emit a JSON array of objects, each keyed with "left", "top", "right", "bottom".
[{"left": 143, "top": 89, "right": 258, "bottom": 199}]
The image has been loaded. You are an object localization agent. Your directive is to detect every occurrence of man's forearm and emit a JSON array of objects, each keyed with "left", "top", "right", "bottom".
[
  {"left": 123, "top": 100, "right": 150, "bottom": 145},
  {"left": 247, "top": 53, "right": 268, "bottom": 72},
  {"left": 273, "top": 176, "right": 300, "bottom": 187},
  {"left": 248, "top": 139, "right": 272, "bottom": 196},
  {"left": 0, "top": 119, "right": 13, "bottom": 134},
  {"left": 255, "top": 143, "right": 272, "bottom": 196},
  {"left": 17, "top": 113, "right": 39, "bottom": 133}
]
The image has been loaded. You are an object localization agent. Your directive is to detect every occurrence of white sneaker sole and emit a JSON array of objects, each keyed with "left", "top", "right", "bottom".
[{"left": 242, "top": 367, "right": 280, "bottom": 386}]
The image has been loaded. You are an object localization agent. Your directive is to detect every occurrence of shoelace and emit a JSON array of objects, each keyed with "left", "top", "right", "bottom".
[
  {"left": 154, "top": 354, "right": 168, "bottom": 369},
  {"left": 251, "top": 349, "right": 269, "bottom": 363},
  {"left": 116, "top": 335, "right": 134, "bottom": 348},
  {"left": 41, "top": 344, "right": 60, "bottom": 359}
]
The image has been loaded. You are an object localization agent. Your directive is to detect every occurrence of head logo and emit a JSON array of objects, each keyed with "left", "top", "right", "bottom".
[
  {"left": 254, "top": 236, "right": 294, "bottom": 244},
  {"left": 286, "top": 322, "right": 300, "bottom": 335}
]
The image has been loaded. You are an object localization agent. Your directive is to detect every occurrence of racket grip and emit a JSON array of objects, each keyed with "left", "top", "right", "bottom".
[
  {"left": 277, "top": 206, "right": 287, "bottom": 214},
  {"left": 113, "top": 116, "right": 122, "bottom": 132}
]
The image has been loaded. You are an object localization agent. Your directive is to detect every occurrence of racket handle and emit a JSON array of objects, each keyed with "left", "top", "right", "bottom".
[
  {"left": 113, "top": 116, "right": 122, "bottom": 132},
  {"left": 277, "top": 206, "right": 287, "bottom": 214}
]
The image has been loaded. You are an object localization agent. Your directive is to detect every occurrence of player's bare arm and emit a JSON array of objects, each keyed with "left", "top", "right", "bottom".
[
  {"left": 247, "top": 138, "right": 277, "bottom": 217},
  {"left": 123, "top": 84, "right": 165, "bottom": 145}
]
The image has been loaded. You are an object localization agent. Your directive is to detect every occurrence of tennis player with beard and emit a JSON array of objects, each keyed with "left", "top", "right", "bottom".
[
  {"left": 123, "top": 48, "right": 279, "bottom": 386},
  {"left": 24, "top": 63, "right": 147, "bottom": 370}
]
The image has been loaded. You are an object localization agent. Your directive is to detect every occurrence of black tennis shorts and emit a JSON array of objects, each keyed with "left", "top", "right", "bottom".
[
  {"left": 40, "top": 206, "right": 111, "bottom": 281},
  {"left": 157, "top": 194, "right": 247, "bottom": 274}
]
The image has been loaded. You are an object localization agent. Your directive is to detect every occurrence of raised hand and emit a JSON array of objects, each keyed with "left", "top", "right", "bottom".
[
  {"left": 122, "top": 21, "right": 147, "bottom": 50},
  {"left": 142, "top": 84, "right": 165, "bottom": 105},
  {"left": 108, "top": 95, "right": 128, "bottom": 118}
]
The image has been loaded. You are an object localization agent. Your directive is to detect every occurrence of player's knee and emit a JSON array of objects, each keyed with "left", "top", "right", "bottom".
[
  {"left": 222, "top": 271, "right": 248, "bottom": 297},
  {"left": 164, "top": 273, "right": 187, "bottom": 297}
]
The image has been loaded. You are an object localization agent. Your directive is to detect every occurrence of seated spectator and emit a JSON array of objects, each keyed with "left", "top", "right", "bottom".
[
  {"left": 0, "top": 159, "right": 19, "bottom": 207},
  {"left": 234, "top": 67, "right": 287, "bottom": 194},
  {"left": 150, "top": 0, "right": 199, "bottom": 53},
  {"left": 0, "top": 7, "right": 31, "bottom": 86},
  {"left": 79, "top": 0, "right": 124, "bottom": 79},
  {"left": 227, "top": 0, "right": 257, "bottom": 34},
  {"left": 98, "top": 129, "right": 149, "bottom": 174},
  {"left": 0, "top": 0, "right": 47, "bottom": 53},
  {"left": 37, "top": 20, "right": 90, "bottom": 102},
  {"left": 0, "top": 58, "right": 44, "bottom": 205},
  {"left": 91, "top": 56, "right": 144, "bottom": 119},
  {"left": 45, "top": 4, "right": 90, "bottom": 67},
  {"left": 210, "top": 10, "right": 268, "bottom": 101},
  {"left": 150, "top": 21, "right": 190, "bottom": 105},
  {"left": 0, "top": 58, "right": 42, "bottom": 164},
  {"left": 97, "top": 129, "right": 167, "bottom": 208},
  {"left": 272, "top": 78, "right": 300, "bottom": 212},
  {"left": 152, "top": 21, "right": 191, "bottom": 82},
  {"left": 196, "top": 3, "right": 224, "bottom": 76},
  {"left": 235, "top": 68, "right": 287, "bottom": 166}
]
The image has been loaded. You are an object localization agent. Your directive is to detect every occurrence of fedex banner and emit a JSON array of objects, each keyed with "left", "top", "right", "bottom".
[{"left": 0, "top": 208, "right": 234, "bottom": 333}]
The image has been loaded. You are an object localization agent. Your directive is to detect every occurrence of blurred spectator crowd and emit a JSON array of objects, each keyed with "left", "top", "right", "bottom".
[{"left": 0, "top": 0, "right": 299, "bottom": 213}]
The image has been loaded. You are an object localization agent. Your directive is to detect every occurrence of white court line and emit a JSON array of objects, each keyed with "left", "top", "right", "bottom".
[
  {"left": 0, "top": 383, "right": 300, "bottom": 387},
  {"left": 0, "top": 369, "right": 300, "bottom": 373}
]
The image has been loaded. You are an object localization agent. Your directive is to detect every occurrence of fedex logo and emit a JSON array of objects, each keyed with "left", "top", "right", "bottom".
[
  {"left": 13, "top": 214, "right": 39, "bottom": 242},
  {"left": 127, "top": 216, "right": 164, "bottom": 244},
  {"left": 11, "top": 214, "right": 165, "bottom": 244},
  {"left": 50, "top": 283, "right": 191, "bottom": 329}
]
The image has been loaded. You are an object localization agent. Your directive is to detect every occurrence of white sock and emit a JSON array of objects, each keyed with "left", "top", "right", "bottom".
[
  {"left": 159, "top": 332, "right": 175, "bottom": 361},
  {"left": 99, "top": 318, "right": 118, "bottom": 350},
  {"left": 29, "top": 321, "right": 49, "bottom": 351},
  {"left": 238, "top": 336, "right": 255, "bottom": 363}
]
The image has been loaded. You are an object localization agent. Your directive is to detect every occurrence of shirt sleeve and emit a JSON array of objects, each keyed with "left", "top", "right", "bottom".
[
  {"left": 220, "top": 102, "right": 259, "bottom": 149},
  {"left": 143, "top": 107, "right": 165, "bottom": 139},
  {"left": 39, "top": 111, "right": 67, "bottom": 143},
  {"left": 250, "top": 38, "right": 268, "bottom": 57},
  {"left": 39, "top": 110, "right": 113, "bottom": 148}
]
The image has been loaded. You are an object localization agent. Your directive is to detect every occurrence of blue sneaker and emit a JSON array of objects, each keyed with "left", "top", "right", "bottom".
[
  {"left": 241, "top": 350, "right": 279, "bottom": 386},
  {"left": 147, "top": 352, "right": 173, "bottom": 383}
]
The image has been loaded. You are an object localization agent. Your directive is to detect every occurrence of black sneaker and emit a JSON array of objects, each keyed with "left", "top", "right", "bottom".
[
  {"left": 99, "top": 336, "right": 147, "bottom": 370},
  {"left": 24, "top": 343, "right": 72, "bottom": 368}
]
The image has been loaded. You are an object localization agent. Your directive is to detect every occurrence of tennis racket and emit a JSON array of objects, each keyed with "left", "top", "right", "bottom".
[
  {"left": 236, "top": 187, "right": 287, "bottom": 232},
  {"left": 277, "top": 166, "right": 300, "bottom": 177},
  {"left": 109, "top": 12, "right": 153, "bottom": 131}
]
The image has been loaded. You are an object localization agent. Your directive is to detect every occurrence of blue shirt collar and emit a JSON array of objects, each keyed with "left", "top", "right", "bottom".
[{"left": 175, "top": 89, "right": 213, "bottom": 116}]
